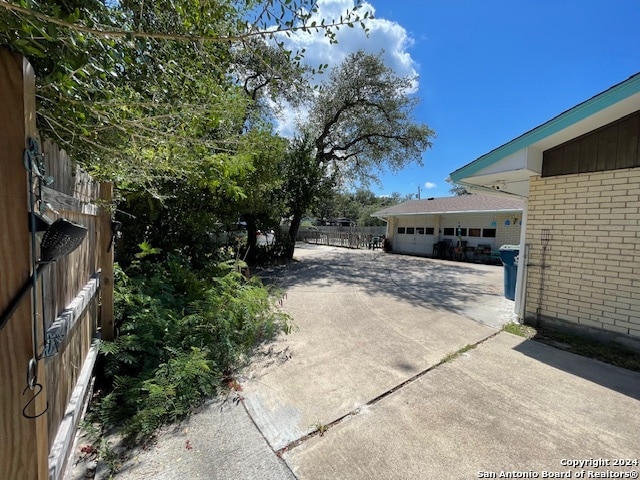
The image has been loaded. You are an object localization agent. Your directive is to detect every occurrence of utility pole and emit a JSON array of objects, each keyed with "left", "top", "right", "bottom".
[{"left": 417, "top": 185, "right": 421, "bottom": 199}]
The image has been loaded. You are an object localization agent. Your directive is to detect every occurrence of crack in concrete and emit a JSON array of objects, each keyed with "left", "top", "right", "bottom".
[{"left": 266, "top": 329, "right": 503, "bottom": 458}]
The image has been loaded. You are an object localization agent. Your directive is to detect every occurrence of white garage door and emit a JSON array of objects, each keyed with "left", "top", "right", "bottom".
[{"left": 395, "top": 226, "right": 435, "bottom": 256}]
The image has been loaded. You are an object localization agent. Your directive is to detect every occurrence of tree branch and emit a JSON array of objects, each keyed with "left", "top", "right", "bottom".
[
  {"left": 316, "top": 97, "right": 394, "bottom": 159},
  {"left": 0, "top": 0, "right": 358, "bottom": 44}
]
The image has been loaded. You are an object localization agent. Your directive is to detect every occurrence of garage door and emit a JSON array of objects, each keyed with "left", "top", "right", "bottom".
[{"left": 395, "top": 226, "right": 435, "bottom": 256}]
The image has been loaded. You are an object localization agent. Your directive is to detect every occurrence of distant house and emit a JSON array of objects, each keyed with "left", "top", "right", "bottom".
[
  {"left": 449, "top": 72, "right": 640, "bottom": 348},
  {"left": 371, "top": 194, "right": 523, "bottom": 257}
]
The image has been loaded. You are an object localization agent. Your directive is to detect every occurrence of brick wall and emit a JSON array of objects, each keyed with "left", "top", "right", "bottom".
[
  {"left": 495, "top": 213, "right": 522, "bottom": 247},
  {"left": 525, "top": 167, "right": 640, "bottom": 340}
]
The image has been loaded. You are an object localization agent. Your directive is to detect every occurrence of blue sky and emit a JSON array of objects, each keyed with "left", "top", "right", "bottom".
[{"left": 279, "top": 0, "right": 640, "bottom": 199}]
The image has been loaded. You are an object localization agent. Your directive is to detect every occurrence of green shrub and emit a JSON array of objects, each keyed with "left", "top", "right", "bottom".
[
  {"left": 179, "top": 269, "right": 291, "bottom": 373},
  {"left": 94, "top": 253, "right": 291, "bottom": 443}
]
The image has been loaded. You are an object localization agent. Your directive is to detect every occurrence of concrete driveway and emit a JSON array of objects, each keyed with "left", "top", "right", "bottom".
[
  {"left": 242, "top": 244, "right": 514, "bottom": 452},
  {"left": 107, "top": 244, "right": 640, "bottom": 480}
]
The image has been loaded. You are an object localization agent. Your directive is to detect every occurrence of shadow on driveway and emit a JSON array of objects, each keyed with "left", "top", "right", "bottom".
[
  {"left": 512, "top": 338, "right": 640, "bottom": 400},
  {"left": 259, "top": 243, "right": 510, "bottom": 325}
]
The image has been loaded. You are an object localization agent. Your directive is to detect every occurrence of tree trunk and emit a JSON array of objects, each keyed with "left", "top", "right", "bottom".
[
  {"left": 286, "top": 213, "right": 302, "bottom": 259},
  {"left": 245, "top": 215, "right": 258, "bottom": 264}
]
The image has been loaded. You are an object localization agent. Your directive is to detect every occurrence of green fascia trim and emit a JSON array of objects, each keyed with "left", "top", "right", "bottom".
[{"left": 450, "top": 73, "right": 640, "bottom": 183}]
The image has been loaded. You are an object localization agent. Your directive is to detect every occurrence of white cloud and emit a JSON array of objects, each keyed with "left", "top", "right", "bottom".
[
  {"left": 283, "top": 0, "right": 416, "bottom": 76},
  {"left": 424, "top": 182, "right": 437, "bottom": 189},
  {"left": 273, "top": 0, "right": 419, "bottom": 136}
]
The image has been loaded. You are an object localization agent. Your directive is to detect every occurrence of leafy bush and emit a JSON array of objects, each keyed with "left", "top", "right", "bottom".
[{"left": 94, "top": 252, "right": 291, "bottom": 443}]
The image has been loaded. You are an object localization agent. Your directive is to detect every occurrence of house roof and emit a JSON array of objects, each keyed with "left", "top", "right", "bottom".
[
  {"left": 372, "top": 194, "right": 524, "bottom": 218},
  {"left": 449, "top": 72, "right": 640, "bottom": 190}
]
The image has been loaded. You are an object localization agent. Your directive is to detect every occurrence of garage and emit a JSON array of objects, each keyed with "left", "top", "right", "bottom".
[
  {"left": 394, "top": 220, "right": 437, "bottom": 256},
  {"left": 372, "top": 194, "right": 524, "bottom": 259}
]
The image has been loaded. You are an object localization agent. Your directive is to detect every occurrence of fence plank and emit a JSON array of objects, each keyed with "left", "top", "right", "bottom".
[
  {"left": 48, "top": 342, "right": 99, "bottom": 480},
  {"left": 25, "top": 55, "right": 51, "bottom": 480},
  {"left": 42, "top": 139, "right": 101, "bottom": 200},
  {"left": 41, "top": 186, "right": 100, "bottom": 216},
  {"left": 0, "top": 49, "right": 44, "bottom": 480},
  {"left": 43, "top": 273, "right": 100, "bottom": 358},
  {"left": 42, "top": 173, "right": 105, "bottom": 468}
]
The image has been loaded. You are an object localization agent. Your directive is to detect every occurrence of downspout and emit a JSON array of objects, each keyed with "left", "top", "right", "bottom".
[{"left": 514, "top": 197, "right": 529, "bottom": 322}]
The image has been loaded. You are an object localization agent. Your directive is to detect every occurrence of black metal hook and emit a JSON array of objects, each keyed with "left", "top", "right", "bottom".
[{"left": 22, "top": 383, "right": 49, "bottom": 419}]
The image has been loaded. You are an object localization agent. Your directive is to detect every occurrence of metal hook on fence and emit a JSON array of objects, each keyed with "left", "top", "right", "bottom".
[
  {"left": 22, "top": 383, "right": 48, "bottom": 419},
  {"left": 22, "top": 359, "right": 48, "bottom": 419},
  {"left": 27, "top": 358, "right": 37, "bottom": 389}
]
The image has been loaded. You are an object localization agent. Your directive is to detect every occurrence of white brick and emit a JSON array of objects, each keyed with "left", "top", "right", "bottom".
[{"left": 526, "top": 168, "right": 640, "bottom": 339}]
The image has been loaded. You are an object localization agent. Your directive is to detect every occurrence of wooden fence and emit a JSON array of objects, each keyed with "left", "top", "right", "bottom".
[
  {"left": 0, "top": 50, "right": 114, "bottom": 480},
  {"left": 299, "top": 225, "right": 387, "bottom": 249}
]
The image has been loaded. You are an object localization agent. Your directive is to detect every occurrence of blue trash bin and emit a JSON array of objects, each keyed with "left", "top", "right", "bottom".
[{"left": 499, "top": 245, "right": 520, "bottom": 300}]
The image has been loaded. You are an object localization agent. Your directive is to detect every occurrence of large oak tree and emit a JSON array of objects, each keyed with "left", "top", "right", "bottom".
[{"left": 284, "top": 51, "right": 435, "bottom": 250}]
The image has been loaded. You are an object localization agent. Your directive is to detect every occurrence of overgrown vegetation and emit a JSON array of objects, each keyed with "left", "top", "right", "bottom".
[
  {"left": 1, "top": 0, "right": 434, "bottom": 446},
  {"left": 94, "top": 253, "right": 291, "bottom": 443}
]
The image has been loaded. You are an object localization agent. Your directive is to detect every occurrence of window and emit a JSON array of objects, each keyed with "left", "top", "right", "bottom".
[
  {"left": 406, "top": 227, "right": 415, "bottom": 235},
  {"left": 482, "top": 229, "right": 497, "bottom": 238},
  {"left": 457, "top": 228, "right": 468, "bottom": 236},
  {"left": 416, "top": 227, "right": 425, "bottom": 235},
  {"left": 397, "top": 227, "right": 406, "bottom": 234},
  {"left": 443, "top": 228, "right": 454, "bottom": 236},
  {"left": 468, "top": 228, "right": 481, "bottom": 237},
  {"left": 425, "top": 227, "right": 435, "bottom": 235}
]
